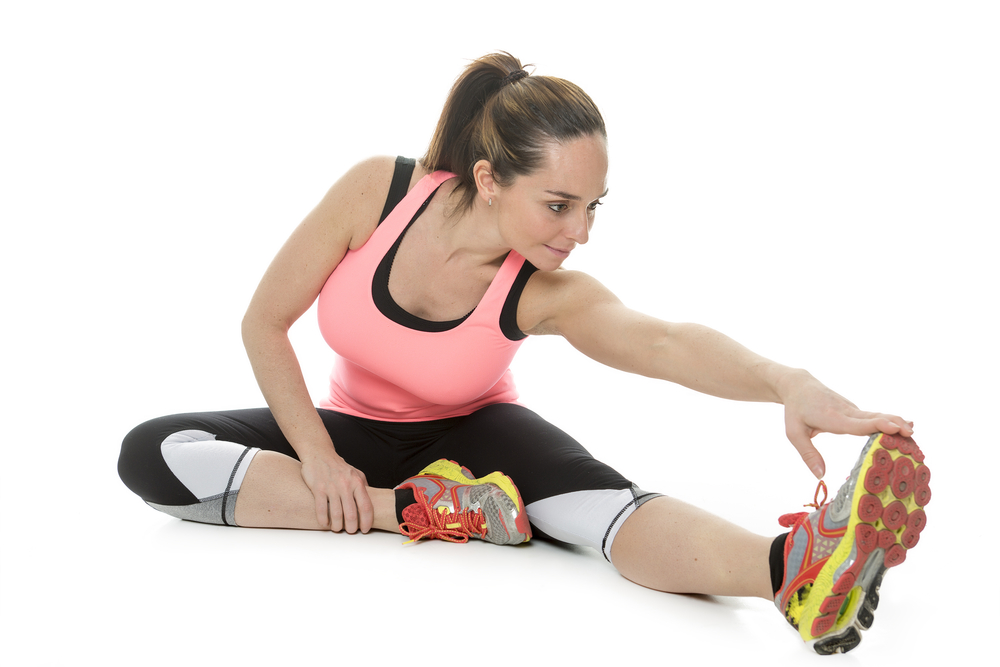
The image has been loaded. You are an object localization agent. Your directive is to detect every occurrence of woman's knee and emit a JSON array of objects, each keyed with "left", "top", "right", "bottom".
[
  {"left": 118, "top": 415, "right": 201, "bottom": 506},
  {"left": 526, "top": 486, "right": 663, "bottom": 561},
  {"left": 119, "top": 416, "right": 263, "bottom": 526}
]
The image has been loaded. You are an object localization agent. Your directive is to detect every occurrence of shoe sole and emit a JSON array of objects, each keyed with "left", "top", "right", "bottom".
[{"left": 804, "top": 433, "right": 930, "bottom": 654}]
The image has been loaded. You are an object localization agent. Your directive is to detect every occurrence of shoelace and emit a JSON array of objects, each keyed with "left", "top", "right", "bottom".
[
  {"left": 399, "top": 505, "right": 488, "bottom": 544},
  {"left": 778, "top": 480, "right": 828, "bottom": 529}
]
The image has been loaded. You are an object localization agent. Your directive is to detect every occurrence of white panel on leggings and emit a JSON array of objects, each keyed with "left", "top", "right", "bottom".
[
  {"left": 525, "top": 488, "right": 638, "bottom": 561},
  {"left": 160, "top": 430, "right": 258, "bottom": 501}
]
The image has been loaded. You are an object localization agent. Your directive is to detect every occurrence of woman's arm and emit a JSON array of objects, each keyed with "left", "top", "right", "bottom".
[
  {"left": 519, "top": 269, "right": 914, "bottom": 478},
  {"left": 241, "top": 156, "right": 396, "bottom": 531}
]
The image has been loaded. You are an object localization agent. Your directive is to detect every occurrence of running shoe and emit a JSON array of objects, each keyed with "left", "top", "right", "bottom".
[
  {"left": 774, "top": 432, "right": 930, "bottom": 654},
  {"left": 395, "top": 459, "right": 532, "bottom": 546}
]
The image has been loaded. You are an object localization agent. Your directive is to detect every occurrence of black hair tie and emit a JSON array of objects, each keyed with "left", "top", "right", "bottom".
[{"left": 502, "top": 69, "right": 529, "bottom": 86}]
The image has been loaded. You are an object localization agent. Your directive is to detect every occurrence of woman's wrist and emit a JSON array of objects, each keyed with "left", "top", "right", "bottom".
[
  {"left": 770, "top": 366, "right": 814, "bottom": 405},
  {"left": 293, "top": 437, "right": 340, "bottom": 464}
]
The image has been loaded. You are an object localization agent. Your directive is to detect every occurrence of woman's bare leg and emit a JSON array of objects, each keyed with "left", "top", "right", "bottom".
[
  {"left": 234, "top": 450, "right": 399, "bottom": 532},
  {"left": 610, "top": 496, "right": 774, "bottom": 599},
  {"left": 234, "top": 452, "right": 776, "bottom": 597}
]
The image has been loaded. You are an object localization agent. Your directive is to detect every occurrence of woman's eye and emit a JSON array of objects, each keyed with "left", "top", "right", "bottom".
[
  {"left": 588, "top": 200, "right": 603, "bottom": 211},
  {"left": 549, "top": 203, "right": 568, "bottom": 213}
]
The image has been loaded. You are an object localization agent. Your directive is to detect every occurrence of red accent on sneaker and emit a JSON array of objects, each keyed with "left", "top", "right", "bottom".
[
  {"left": 820, "top": 595, "right": 847, "bottom": 614},
  {"left": 884, "top": 544, "right": 906, "bottom": 567},
  {"left": 865, "top": 467, "right": 889, "bottom": 494},
  {"left": 774, "top": 433, "right": 932, "bottom": 653},
  {"left": 858, "top": 495, "right": 883, "bottom": 523},
  {"left": 812, "top": 615, "right": 837, "bottom": 636},
  {"left": 882, "top": 501, "right": 908, "bottom": 530},
  {"left": 891, "top": 457, "right": 916, "bottom": 499},
  {"left": 872, "top": 447, "right": 894, "bottom": 471},
  {"left": 399, "top": 502, "right": 488, "bottom": 544},
  {"left": 856, "top": 523, "right": 878, "bottom": 554}
]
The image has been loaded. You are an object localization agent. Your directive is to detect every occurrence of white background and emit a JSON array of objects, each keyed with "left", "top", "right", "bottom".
[{"left": 2, "top": 1, "right": 996, "bottom": 664}]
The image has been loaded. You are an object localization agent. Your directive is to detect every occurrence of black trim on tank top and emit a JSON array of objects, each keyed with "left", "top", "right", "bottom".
[
  {"left": 378, "top": 156, "right": 416, "bottom": 225},
  {"left": 372, "top": 156, "right": 537, "bottom": 338},
  {"left": 499, "top": 260, "right": 538, "bottom": 341},
  {"left": 372, "top": 186, "right": 471, "bottom": 332}
]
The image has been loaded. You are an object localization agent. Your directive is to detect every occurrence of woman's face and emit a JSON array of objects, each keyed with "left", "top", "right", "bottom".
[{"left": 496, "top": 133, "right": 609, "bottom": 271}]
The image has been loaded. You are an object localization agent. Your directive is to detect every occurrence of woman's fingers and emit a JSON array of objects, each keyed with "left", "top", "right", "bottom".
[
  {"left": 786, "top": 422, "right": 826, "bottom": 479},
  {"left": 340, "top": 489, "right": 358, "bottom": 534},
  {"left": 355, "top": 485, "right": 375, "bottom": 534},
  {"left": 302, "top": 456, "right": 374, "bottom": 534},
  {"left": 785, "top": 403, "right": 915, "bottom": 481},
  {"left": 315, "top": 490, "right": 330, "bottom": 529}
]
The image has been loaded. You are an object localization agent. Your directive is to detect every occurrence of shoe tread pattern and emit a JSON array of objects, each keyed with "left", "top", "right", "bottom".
[{"left": 807, "top": 433, "right": 929, "bottom": 654}]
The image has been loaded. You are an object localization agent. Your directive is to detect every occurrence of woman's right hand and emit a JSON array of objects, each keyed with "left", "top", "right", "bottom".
[{"left": 299, "top": 451, "right": 374, "bottom": 534}]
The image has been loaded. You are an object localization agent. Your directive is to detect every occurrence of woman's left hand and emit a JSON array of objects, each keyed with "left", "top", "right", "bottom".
[{"left": 777, "top": 369, "right": 914, "bottom": 479}]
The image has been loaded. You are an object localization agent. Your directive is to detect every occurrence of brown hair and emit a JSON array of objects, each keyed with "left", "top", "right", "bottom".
[{"left": 422, "top": 52, "right": 606, "bottom": 213}]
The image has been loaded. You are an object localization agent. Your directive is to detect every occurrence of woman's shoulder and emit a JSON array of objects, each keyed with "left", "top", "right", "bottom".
[
  {"left": 341, "top": 155, "right": 432, "bottom": 203},
  {"left": 338, "top": 155, "right": 398, "bottom": 200},
  {"left": 322, "top": 155, "right": 427, "bottom": 249},
  {"left": 518, "top": 268, "right": 619, "bottom": 336},
  {"left": 347, "top": 155, "right": 432, "bottom": 185}
]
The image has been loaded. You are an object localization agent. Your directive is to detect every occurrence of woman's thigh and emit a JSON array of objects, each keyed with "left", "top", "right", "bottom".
[
  {"left": 398, "top": 403, "right": 634, "bottom": 505},
  {"left": 400, "top": 403, "right": 659, "bottom": 558},
  {"left": 118, "top": 407, "right": 394, "bottom": 506}
]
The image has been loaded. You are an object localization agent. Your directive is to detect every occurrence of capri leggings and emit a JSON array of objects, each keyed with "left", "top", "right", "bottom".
[{"left": 118, "top": 403, "right": 661, "bottom": 561}]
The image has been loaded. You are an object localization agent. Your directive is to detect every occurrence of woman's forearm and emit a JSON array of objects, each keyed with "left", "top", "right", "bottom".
[
  {"left": 241, "top": 318, "right": 337, "bottom": 460},
  {"left": 647, "top": 322, "right": 806, "bottom": 404}
]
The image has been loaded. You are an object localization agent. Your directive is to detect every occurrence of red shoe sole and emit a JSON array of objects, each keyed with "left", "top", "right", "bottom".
[{"left": 811, "top": 433, "right": 930, "bottom": 654}]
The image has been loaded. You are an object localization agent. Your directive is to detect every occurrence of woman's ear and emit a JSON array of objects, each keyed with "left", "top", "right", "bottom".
[{"left": 472, "top": 159, "right": 497, "bottom": 205}]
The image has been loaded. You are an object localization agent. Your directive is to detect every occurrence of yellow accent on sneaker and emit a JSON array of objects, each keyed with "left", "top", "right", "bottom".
[
  {"left": 414, "top": 459, "right": 530, "bottom": 543},
  {"left": 416, "top": 460, "right": 522, "bottom": 514},
  {"left": 797, "top": 434, "right": 919, "bottom": 642},
  {"left": 775, "top": 432, "right": 930, "bottom": 654}
]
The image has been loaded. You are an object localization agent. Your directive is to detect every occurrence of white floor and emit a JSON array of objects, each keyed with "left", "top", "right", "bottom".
[
  {"left": 3, "top": 3, "right": 997, "bottom": 664},
  {"left": 0, "top": 432, "right": 986, "bottom": 665}
]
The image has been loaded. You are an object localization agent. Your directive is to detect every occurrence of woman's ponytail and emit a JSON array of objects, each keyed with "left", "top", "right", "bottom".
[{"left": 423, "top": 52, "right": 605, "bottom": 214}]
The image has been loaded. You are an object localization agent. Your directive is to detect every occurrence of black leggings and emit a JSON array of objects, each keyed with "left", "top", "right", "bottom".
[
  {"left": 119, "top": 402, "right": 630, "bottom": 505},
  {"left": 119, "top": 403, "right": 659, "bottom": 559}
]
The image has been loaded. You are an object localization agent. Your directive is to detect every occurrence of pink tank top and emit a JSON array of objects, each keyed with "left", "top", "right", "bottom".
[{"left": 317, "top": 169, "right": 531, "bottom": 421}]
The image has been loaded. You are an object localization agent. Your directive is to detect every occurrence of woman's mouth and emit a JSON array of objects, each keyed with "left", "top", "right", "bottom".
[{"left": 545, "top": 245, "right": 572, "bottom": 258}]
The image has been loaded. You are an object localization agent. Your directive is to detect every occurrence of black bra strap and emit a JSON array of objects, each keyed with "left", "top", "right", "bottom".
[{"left": 378, "top": 156, "right": 417, "bottom": 224}]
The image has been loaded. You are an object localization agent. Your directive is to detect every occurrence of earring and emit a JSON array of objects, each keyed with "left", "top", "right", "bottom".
[{"left": 488, "top": 197, "right": 492, "bottom": 206}]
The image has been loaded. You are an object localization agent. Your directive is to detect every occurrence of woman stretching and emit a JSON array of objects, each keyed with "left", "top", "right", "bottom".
[{"left": 118, "top": 52, "right": 930, "bottom": 655}]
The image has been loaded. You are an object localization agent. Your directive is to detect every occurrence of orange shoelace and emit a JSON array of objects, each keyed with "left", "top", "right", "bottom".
[
  {"left": 778, "top": 480, "right": 828, "bottom": 529},
  {"left": 399, "top": 505, "right": 489, "bottom": 544}
]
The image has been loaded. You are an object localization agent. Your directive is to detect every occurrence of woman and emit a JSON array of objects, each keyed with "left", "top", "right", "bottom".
[{"left": 118, "top": 53, "right": 929, "bottom": 654}]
